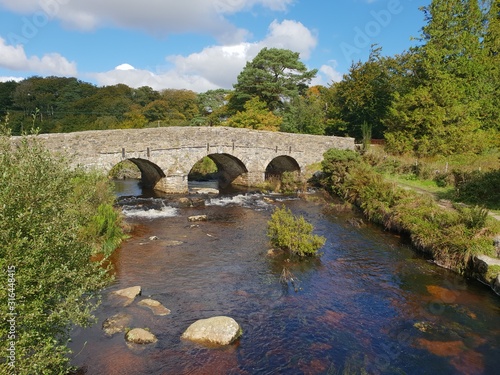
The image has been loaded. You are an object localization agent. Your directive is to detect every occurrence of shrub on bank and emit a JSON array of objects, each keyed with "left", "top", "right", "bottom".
[
  {"left": 0, "top": 125, "right": 124, "bottom": 374},
  {"left": 321, "top": 149, "right": 499, "bottom": 273},
  {"left": 267, "top": 206, "right": 325, "bottom": 257}
]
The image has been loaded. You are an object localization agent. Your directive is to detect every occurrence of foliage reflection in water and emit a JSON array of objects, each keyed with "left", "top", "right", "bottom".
[{"left": 69, "top": 179, "right": 500, "bottom": 375}]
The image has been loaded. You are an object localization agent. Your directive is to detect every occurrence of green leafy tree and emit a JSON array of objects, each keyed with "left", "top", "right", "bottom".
[
  {"left": 160, "top": 89, "right": 199, "bottom": 124},
  {"left": 0, "top": 125, "right": 122, "bottom": 374},
  {"left": 229, "top": 48, "right": 317, "bottom": 113},
  {"left": 194, "top": 89, "right": 231, "bottom": 126},
  {"left": 226, "top": 97, "right": 282, "bottom": 131},
  {"left": 0, "top": 80, "right": 17, "bottom": 117},
  {"left": 384, "top": 0, "right": 496, "bottom": 155},
  {"left": 281, "top": 86, "right": 328, "bottom": 134},
  {"left": 327, "top": 46, "right": 394, "bottom": 140},
  {"left": 482, "top": 0, "right": 500, "bottom": 131}
]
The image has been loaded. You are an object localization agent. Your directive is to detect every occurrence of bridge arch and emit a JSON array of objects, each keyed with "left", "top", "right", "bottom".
[
  {"left": 189, "top": 153, "right": 249, "bottom": 188},
  {"left": 265, "top": 155, "right": 301, "bottom": 180},
  {"left": 126, "top": 158, "right": 165, "bottom": 188}
]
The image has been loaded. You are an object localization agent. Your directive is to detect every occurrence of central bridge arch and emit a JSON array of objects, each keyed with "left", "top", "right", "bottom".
[{"left": 202, "top": 153, "right": 249, "bottom": 188}]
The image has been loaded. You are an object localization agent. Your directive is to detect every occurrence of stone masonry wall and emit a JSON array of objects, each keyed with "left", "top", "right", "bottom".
[{"left": 19, "top": 127, "right": 355, "bottom": 192}]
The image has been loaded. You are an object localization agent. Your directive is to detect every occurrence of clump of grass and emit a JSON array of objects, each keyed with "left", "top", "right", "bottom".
[{"left": 267, "top": 205, "right": 325, "bottom": 257}]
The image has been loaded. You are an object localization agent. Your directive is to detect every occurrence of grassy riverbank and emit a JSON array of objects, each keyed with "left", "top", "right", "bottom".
[
  {"left": 320, "top": 149, "right": 500, "bottom": 277},
  {"left": 365, "top": 145, "right": 500, "bottom": 211}
]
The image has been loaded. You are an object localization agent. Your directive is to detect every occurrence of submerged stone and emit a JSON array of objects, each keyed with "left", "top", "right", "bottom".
[
  {"left": 165, "top": 240, "right": 184, "bottom": 247},
  {"left": 137, "top": 298, "right": 171, "bottom": 316},
  {"left": 102, "top": 313, "right": 133, "bottom": 336}
]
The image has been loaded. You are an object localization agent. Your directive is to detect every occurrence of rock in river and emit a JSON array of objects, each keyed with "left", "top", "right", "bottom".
[
  {"left": 102, "top": 313, "right": 133, "bottom": 336},
  {"left": 188, "top": 215, "right": 208, "bottom": 222},
  {"left": 125, "top": 328, "right": 157, "bottom": 345},
  {"left": 181, "top": 316, "right": 242, "bottom": 346},
  {"left": 110, "top": 286, "right": 142, "bottom": 307},
  {"left": 137, "top": 298, "right": 171, "bottom": 316}
]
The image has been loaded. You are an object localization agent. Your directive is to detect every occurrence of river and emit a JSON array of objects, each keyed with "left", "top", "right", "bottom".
[{"left": 69, "top": 180, "right": 500, "bottom": 375}]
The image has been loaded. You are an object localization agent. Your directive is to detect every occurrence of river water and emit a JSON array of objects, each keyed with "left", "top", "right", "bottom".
[{"left": 69, "top": 180, "right": 500, "bottom": 375}]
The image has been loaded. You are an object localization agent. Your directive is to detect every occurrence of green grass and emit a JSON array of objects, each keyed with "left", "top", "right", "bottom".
[{"left": 383, "top": 173, "right": 453, "bottom": 195}]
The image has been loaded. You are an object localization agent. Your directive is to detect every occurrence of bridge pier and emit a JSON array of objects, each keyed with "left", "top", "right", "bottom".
[
  {"left": 154, "top": 175, "right": 188, "bottom": 194},
  {"left": 232, "top": 171, "right": 265, "bottom": 187}
]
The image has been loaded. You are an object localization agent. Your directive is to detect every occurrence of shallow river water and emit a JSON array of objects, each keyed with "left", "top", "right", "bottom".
[{"left": 69, "top": 180, "right": 500, "bottom": 375}]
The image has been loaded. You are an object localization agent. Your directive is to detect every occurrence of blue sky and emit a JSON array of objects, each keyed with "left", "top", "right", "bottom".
[{"left": 0, "top": 0, "right": 430, "bottom": 92}]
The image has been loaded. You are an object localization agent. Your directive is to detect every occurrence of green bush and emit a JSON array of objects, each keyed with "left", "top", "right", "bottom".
[
  {"left": 267, "top": 206, "right": 325, "bottom": 257},
  {"left": 280, "top": 171, "right": 305, "bottom": 194},
  {"left": 0, "top": 125, "right": 123, "bottom": 374},
  {"left": 453, "top": 169, "right": 500, "bottom": 209}
]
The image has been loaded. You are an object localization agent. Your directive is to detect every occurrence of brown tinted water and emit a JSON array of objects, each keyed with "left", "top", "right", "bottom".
[{"left": 69, "top": 180, "right": 500, "bottom": 375}]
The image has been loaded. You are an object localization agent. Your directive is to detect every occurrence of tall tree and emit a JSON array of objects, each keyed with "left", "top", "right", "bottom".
[
  {"left": 384, "top": 0, "right": 495, "bottom": 155},
  {"left": 281, "top": 86, "right": 328, "bottom": 135},
  {"left": 327, "top": 47, "right": 394, "bottom": 140},
  {"left": 229, "top": 48, "right": 317, "bottom": 113},
  {"left": 483, "top": 0, "right": 500, "bottom": 131}
]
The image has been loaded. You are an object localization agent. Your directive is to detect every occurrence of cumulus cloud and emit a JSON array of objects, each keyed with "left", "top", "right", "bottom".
[
  {"left": 263, "top": 19, "right": 317, "bottom": 59},
  {"left": 0, "top": 37, "right": 77, "bottom": 76},
  {"left": 318, "top": 62, "right": 343, "bottom": 84},
  {"left": 0, "top": 0, "right": 293, "bottom": 43},
  {"left": 90, "top": 19, "right": 318, "bottom": 92},
  {"left": 90, "top": 65, "right": 219, "bottom": 93}
]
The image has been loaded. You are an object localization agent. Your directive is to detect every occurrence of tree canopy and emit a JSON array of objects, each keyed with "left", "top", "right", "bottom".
[{"left": 228, "top": 48, "right": 318, "bottom": 113}]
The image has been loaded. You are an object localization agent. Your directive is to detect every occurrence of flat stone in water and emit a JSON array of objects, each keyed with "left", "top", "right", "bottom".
[
  {"left": 110, "top": 286, "right": 142, "bottom": 307},
  {"left": 181, "top": 316, "right": 242, "bottom": 346},
  {"left": 125, "top": 328, "right": 157, "bottom": 344},
  {"left": 137, "top": 298, "right": 171, "bottom": 316}
]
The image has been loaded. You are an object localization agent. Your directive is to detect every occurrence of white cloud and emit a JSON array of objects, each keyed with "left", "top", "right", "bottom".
[
  {"left": 0, "top": 37, "right": 77, "bottom": 76},
  {"left": 0, "top": 0, "right": 293, "bottom": 43},
  {"left": 0, "top": 76, "right": 24, "bottom": 82},
  {"left": 263, "top": 19, "right": 317, "bottom": 59},
  {"left": 89, "top": 66, "right": 219, "bottom": 93},
  {"left": 90, "top": 19, "right": 318, "bottom": 92},
  {"left": 317, "top": 62, "right": 343, "bottom": 84}
]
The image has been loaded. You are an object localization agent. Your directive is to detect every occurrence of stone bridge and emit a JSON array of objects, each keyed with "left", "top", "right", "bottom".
[{"left": 35, "top": 126, "right": 355, "bottom": 193}]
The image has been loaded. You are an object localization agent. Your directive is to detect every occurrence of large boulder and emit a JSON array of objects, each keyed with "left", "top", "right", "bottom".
[
  {"left": 181, "top": 316, "right": 242, "bottom": 346},
  {"left": 125, "top": 328, "right": 157, "bottom": 345}
]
